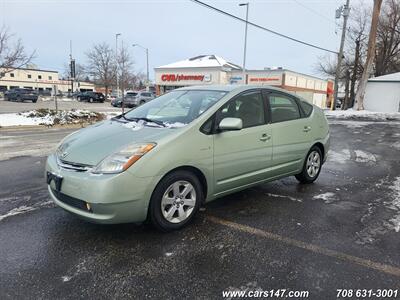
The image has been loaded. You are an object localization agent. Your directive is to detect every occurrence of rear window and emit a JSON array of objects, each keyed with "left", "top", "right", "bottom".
[
  {"left": 127, "top": 92, "right": 138, "bottom": 96},
  {"left": 300, "top": 100, "right": 313, "bottom": 117}
]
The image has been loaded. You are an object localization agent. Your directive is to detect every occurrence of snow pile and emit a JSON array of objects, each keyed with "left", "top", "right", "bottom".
[
  {"left": 324, "top": 109, "right": 400, "bottom": 121},
  {"left": 122, "top": 120, "right": 146, "bottom": 131},
  {"left": 0, "top": 109, "right": 105, "bottom": 127}
]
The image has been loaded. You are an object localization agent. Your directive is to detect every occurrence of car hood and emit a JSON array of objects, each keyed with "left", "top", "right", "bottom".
[{"left": 58, "top": 119, "right": 179, "bottom": 166}]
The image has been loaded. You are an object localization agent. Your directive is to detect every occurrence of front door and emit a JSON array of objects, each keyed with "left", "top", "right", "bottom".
[{"left": 213, "top": 90, "right": 273, "bottom": 195}]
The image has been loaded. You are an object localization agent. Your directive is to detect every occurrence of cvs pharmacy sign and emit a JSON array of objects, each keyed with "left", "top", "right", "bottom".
[{"left": 161, "top": 74, "right": 211, "bottom": 82}]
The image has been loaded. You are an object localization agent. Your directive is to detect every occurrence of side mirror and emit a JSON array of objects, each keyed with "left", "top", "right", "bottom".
[{"left": 218, "top": 117, "right": 243, "bottom": 131}]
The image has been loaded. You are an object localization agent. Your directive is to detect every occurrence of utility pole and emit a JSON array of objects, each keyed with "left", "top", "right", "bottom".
[
  {"left": 69, "top": 40, "right": 74, "bottom": 96},
  {"left": 332, "top": 0, "right": 350, "bottom": 110},
  {"left": 132, "top": 44, "right": 150, "bottom": 89},
  {"left": 239, "top": 3, "right": 249, "bottom": 84},
  {"left": 353, "top": 0, "right": 383, "bottom": 110},
  {"left": 115, "top": 33, "right": 121, "bottom": 98}
]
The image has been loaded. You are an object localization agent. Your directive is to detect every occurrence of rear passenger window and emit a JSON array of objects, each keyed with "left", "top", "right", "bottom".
[
  {"left": 300, "top": 100, "right": 313, "bottom": 117},
  {"left": 268, "top": 94, "right": 301, "bottom": 123}
]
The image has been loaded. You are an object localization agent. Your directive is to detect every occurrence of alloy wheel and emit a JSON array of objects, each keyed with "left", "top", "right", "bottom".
[
  {"left": 161, "top": 180, "right": 196, "bottom": 224},
  {"left": 306, "top": 150, "right": 321, "bottom": 178}
]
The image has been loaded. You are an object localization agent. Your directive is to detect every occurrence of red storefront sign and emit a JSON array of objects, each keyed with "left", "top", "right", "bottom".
[
  {"left": 249, "top": 77, "right": 280, "bottom": 82},
  {"left": 161, "top": 74, "right": 205, "bottom": 82}
]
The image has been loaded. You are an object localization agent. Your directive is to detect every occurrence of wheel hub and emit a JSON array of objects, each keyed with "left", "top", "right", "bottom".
[{"left": 161, "top": 180, "right": 196, "bottom": 223}]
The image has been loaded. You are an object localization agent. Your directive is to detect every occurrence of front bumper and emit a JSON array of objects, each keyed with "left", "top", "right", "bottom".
[{"left": 45, "top": 154, "right": 159, "bottom": 224}]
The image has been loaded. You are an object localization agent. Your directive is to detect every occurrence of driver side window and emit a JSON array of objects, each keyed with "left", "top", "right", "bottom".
[{"left": 218, "top": 91, "right": 265, "bottom": 128}]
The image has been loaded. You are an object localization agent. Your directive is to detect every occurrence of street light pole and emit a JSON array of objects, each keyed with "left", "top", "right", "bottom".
[
  {"left": 239, "top": 3, "right": 249, "bottom": 84},
  {"left": 115, "top": 33, "right": 121, "bottom": 97},
  {"left": 132, "top": 44, "right": 149, "bottom": 89}
]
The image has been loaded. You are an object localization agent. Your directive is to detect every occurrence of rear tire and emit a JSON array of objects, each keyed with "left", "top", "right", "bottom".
[
  {"left": 295, "top": 146, "right": 322, "bottom": 184},
  {"left": 149, "top": 170, "right": 202, "bottom": 232}
]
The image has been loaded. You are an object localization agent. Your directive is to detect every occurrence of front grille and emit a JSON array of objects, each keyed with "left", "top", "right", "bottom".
[
  {"left": 52, "top": 189, "right": 92, "bottom": 213},
  {"left": 57, "top": 157, "right": 92, "bottom": 172}
]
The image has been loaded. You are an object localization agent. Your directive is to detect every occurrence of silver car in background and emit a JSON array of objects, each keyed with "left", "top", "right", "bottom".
[{"left": 125, "top": 91, "right": 155, "bottom": 106}]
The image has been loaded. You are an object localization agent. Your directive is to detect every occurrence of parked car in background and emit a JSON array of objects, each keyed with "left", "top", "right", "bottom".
[
  {"left": 111, "top": 97, "right": 123, "bottom": 107},
  {"left": 78, "top": 91, "right": 105, "bottom": 103},
  {"left": 125, "top": 91, "right": 155, "bottom": 106},
  {"left": 4, "top": 88, "right": 39, "bottom": 103},
  {"left": 110, "top": 96, "right": 139, "bottom": 108},
  {"left": 46, "top": 85, "right": 330, "bottom": 231}
]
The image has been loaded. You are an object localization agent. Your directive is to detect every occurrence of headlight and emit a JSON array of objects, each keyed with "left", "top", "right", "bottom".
[{"left": 92, "top": 143, "right": 156, "bottom": 174}]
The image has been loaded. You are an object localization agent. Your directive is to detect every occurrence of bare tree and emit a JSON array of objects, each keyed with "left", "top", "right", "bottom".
[
  {"left": 374, "top": 0, "right": 400, "bottom": 76},
  {"left": 117, "top": 43, "right": 134, "bottom": 95},
  {"left": 85, "top": 43, "right": 116, "bottom": 98},
  {"left": 0, "top": 26, "right": 35, "bottom": 78},
  {"left": 354, "top": 0, "right": 383, "bottom": 110}
]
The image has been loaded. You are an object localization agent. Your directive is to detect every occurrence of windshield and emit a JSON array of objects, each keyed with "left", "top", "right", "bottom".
[{"left": 124, "top": 90, "right": 227, "bottom": 127}]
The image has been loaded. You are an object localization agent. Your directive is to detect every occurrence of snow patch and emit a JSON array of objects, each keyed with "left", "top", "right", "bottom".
[
  {"left": 313, "top": 192, "right": 336, "bottom": 203},
  {"left": 265, "top": 192, "right": 302, "bottom": 202},
  {"left": 165, "top": 122, "right": 187, "bottom": 128},
  {"left": 354, "top": 150, "right": 376, "bottom": 163},
  {"left": 0, "top": 201, "right": 53, "bottom": 221},
  {"left": 325, "top": 109, "right": 400, "bottom": 121},
  {"left": 391, "top": 141, "right": 400, "bottom": 150},
  {"left": 0, "top": 109, "right": 105, "bottom": 127}
]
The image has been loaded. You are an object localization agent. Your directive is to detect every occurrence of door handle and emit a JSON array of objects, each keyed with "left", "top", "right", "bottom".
[
  {"left": 259, "top": 133, "right": 271, "bottom": 142},
  {"left": 303, "top": 126, "right": 311, "bottom": 132}
]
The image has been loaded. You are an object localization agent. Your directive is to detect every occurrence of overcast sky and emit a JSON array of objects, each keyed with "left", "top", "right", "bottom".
[{"left": 1, "top": 0, "right": 365, "bottom": 79}]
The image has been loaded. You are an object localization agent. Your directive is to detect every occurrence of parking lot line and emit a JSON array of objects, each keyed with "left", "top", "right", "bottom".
[{"left": 207, "top": 215, "right": 400, "bottom": 278}]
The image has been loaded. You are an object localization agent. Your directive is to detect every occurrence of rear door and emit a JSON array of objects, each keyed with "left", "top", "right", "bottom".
[
  {"left": 267, "top": 92, "right": 312, "bottom": 175},
  {"left": 213, "top": 90, "right": 273, "bottom": 195}
]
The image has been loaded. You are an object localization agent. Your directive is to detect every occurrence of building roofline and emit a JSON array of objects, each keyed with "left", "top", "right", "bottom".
[{"left": 1, "top": 67, "right": 59, "bottom": 73}]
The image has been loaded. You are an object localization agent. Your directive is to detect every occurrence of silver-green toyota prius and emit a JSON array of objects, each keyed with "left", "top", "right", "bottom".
[{"left": 46, "top": 85, "right": 330, "bottom": 231}]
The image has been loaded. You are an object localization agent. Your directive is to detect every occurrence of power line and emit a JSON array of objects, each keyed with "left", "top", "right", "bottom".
[
  {"left": 189, "top": 0, "right": 338, "bottom": 54},
  {"left": 293, "top": 0, "right": 336, "bottom": 25}
]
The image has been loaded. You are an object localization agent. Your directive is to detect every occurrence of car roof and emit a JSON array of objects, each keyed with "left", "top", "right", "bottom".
[{"left": 176, "top": 84, "right": 294, "bottom": 94}]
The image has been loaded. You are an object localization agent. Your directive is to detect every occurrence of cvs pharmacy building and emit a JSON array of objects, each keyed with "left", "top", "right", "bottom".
[{"left": 154, "top": 54, "right": 332, "bottom": 108}]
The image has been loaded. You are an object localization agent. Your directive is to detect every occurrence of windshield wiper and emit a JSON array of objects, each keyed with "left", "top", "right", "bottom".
[{"left": 125, "top": 116, "right": 166, "bottom": 127}]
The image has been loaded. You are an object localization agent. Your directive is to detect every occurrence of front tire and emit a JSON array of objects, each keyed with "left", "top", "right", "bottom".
[
  {"left": 295, "top": 146, "right": 322, "bottom": 184},
  {"left": 149, "top": 170, "right": 203, "bottom": 232},
  {"left": 89, "top": 98, "right": 94, "bottom": 103}
]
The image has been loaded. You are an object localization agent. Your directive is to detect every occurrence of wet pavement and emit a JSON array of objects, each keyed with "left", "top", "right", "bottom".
[{"left": 0, "top": 119, "right": 399, "bottom": 299}]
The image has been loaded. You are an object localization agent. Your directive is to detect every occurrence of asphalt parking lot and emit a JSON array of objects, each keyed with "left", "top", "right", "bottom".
[
  {"left": 0, "top": 119, "right": 399, "bottom": 299},
  {"left": 0, "top": 97, "right": 121, "bottom": 114}
]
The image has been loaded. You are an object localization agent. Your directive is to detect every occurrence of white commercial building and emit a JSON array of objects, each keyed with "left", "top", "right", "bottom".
[
  {"left": 364, "top": 72, "right": 400, "bottom": 112},
  {"left": 0, "top": 67, "right": 95, "bottom": 94},
  {"left": 154, "top": 55, "right": 333, "bottom": 108}
]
